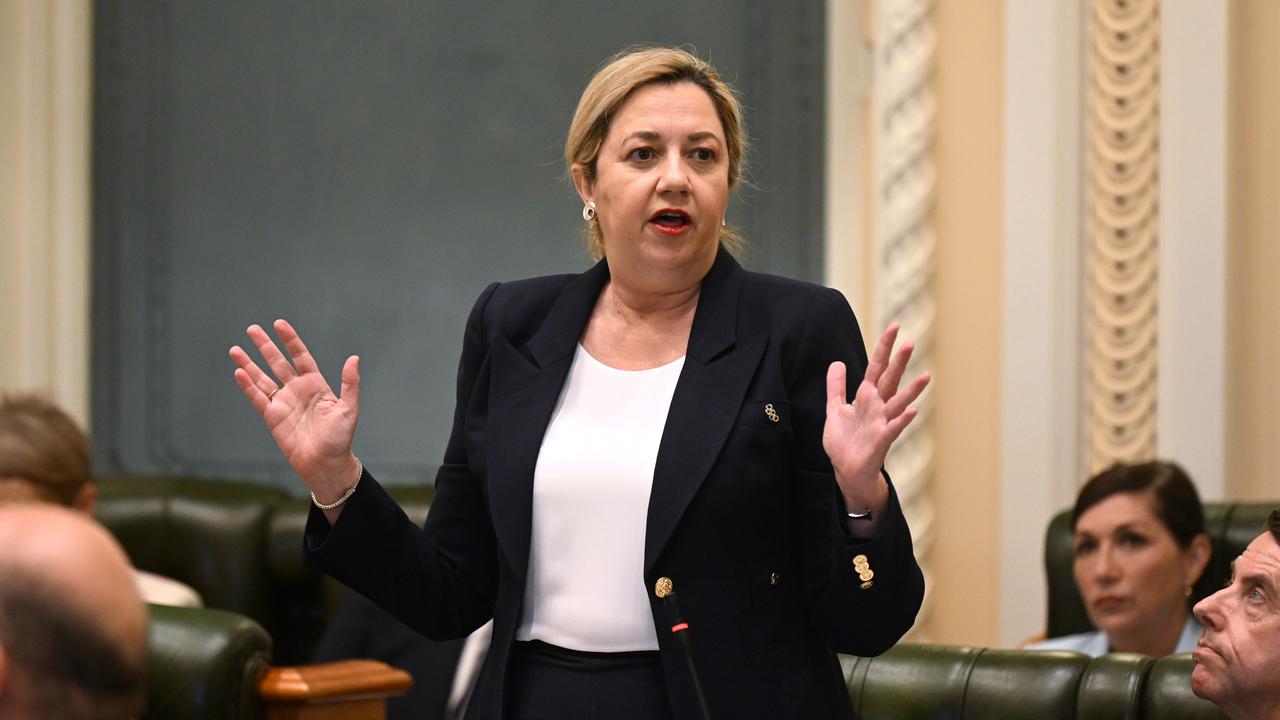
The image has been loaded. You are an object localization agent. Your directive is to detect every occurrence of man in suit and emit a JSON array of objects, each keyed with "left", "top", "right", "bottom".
[
  {"left": 0, "top": 504, "right": 148, "bottom": 720},
  {"left": 1191, "top": 510, "right": 1280, "bottom": 720}
]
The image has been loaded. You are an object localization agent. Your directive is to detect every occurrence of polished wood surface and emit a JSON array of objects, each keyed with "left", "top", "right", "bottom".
[{"left": 260, "top": 660, "right": 412, "bottom": 720}]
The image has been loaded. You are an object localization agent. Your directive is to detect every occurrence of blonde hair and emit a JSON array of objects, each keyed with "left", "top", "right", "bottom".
[{"left": 565, "top": 46, "right": 748, "bottom": 260}]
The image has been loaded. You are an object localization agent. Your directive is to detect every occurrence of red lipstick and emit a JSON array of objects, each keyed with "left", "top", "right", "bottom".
[{"left": 649, "top": 208, "right": 692, "bottom": 237}]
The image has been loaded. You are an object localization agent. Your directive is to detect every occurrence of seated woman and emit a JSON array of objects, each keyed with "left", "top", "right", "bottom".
[
  {"left": 0, "top": 393, "right": 202, "bottom": 607},
  {"left": 1030, "top": 460, "right": 1211, "bottom": 657}
]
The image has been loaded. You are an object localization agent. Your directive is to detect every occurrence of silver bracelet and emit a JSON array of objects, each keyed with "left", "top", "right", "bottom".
[
  {"left": 311, "top": 458, "right": 363, "bottom": 511},
  {"left": 847, "top": 506, "right": 873, "bottom": 521}
]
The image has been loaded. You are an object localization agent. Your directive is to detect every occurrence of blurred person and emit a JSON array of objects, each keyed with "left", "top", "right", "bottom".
[
  {"left": 231, "top": 46, "right": 927, "bottom": 718},
  {"left": 0, "top": 393, "right": 201, "bottom": 607},
  {"left": 312, "top": 587, "right": 492, "bottom": 720},
  {"left": 0, "top": 504, "right": 148, "bottom": 720},
  {"left": 1191, "top": 510, "right": 1280, "bottom": 720},
  {"left": 1030, "top": 461, "right": 1211, "bottom": 656}
]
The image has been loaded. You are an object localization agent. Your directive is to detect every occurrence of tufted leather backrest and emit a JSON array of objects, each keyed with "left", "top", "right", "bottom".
[
  {"left": 1073, "top": 652, "right": 1151, "bottom": 720},
  {"left": 144, "top": 603, "right": 272, "bottom": 720},
  {"left": 846, "top": 645, "right": 1226, "bottom": 719},
  {"left": 1044, "top": 501, "right": 1279, "bottom": 639},
  {"left": 97, "top": 476, "right": 435, "bottom": 664},
  {"left": 847, "top": 645, "right": 1090, "bottom": 720},
  {"left": 1142, "top": 654, "right": 1226, "bottom": 720}
]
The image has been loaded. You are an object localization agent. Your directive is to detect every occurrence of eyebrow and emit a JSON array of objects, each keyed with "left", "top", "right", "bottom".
[
  {"left": 1245, "top": 573, "right": 1278, "bottom": 599},
  {"left": 620, "top": 130, "right": 724, "bottom": 146},
  {"left": 1074, "top": 521, "right": 1149, "bottom": 538},
  {"left": 1229, "top": 561, "right": 1280, "bottom": 595}
]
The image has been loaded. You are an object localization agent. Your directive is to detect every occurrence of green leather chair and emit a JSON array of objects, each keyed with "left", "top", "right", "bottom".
[
  {"left": 844, "top": 644, "right": 1226, "bottom": 719},
  {"left": 114, "top": 475, "right": 432, "bottom": 720},
  {"left": 146, "top": 604, "right": 271, "bottom": 719},
  {"left": 96, "top": 475, "right": 435, "bottom": 664},
  {"left": 1044, "top": 500, "right": 1278, "bottom": 638},
  {"left": 145, "top": 603, "right": 412, "bottom": 719}
]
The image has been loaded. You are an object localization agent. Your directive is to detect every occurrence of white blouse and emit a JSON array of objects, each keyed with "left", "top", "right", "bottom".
[{"left": 515, "top": 343, "right": 685, "bottom": 652}]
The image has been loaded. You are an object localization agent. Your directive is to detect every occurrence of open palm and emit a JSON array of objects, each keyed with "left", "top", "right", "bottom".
[
  {"left": 823, "top": 324, "right": 930, "bottom": 502},
  {"left": 229, "top": 319, "right": 361, "bottom": 497}
]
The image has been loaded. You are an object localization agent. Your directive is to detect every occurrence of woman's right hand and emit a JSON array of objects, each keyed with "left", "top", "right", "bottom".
[{"left": 229, "top": 319, "right": 362, "bottom": 503}]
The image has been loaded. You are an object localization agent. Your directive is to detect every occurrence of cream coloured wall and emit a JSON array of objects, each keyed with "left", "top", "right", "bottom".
[
  {"left": 1226, "top": 0, "right": 1280, "bottom": 503},
  {"left": 925, "top": 0, "right": 1003, "bottom": 646},
  {"left": 825, "top": 0, "right": 1269, "bottom": 647},
  {"left": 0, "top": 0, "right": 92, "bottom": 426},
  {"left": 827, "top": 0, "right": 1004, "bottom": 646}
]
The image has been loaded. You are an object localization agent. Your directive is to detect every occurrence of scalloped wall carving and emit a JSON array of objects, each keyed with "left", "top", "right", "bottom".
[
  {"left": 872, "top": 0, "right": 936, "bottom": 637},
  {"left": 1086, "top": 0, "right": 1161, "bottom": 473}
]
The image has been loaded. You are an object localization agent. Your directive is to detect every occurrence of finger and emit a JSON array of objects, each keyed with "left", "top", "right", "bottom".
[
  {"left": 826, "top": 361, "right": 848, "bottom": 411},
  {"left": 339, "top": 355, "right": 360, "bottom": 414},
  {"left": 233, "top": 367, "right": 270, "bottom": 415},
  {"left": 230, "top": 345, "right": 281, "bottom": 397},
  {"left": 246, "top": 324, "right": 298, "bottom": 384},
  {"left": 878, "top": 341, "right": 915, "bottom": 401},
  {"left": 865, "top": 323, "right": 899, "bottom": 385},
  {"left": 274, "top": 318, "right": 322, "bottom": 375},
  {"left": 884, "top": 406, "right": 920, "bottom": 444},
  {"left": 884, "top": 371, "right": 931, "bottom": 419}
]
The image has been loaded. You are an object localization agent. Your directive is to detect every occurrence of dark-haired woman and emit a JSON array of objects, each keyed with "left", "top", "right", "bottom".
[{"left": 1031, "top": 461, "right": 1211, "bottom": 656}]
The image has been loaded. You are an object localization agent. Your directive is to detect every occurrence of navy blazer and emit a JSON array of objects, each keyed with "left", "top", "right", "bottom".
[{"left": 305, "top": 249, "right": 924, "bottom": 719}]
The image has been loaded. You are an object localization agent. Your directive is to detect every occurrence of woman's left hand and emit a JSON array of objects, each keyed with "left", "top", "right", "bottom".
[{"left": 822, "top": 323, "right": 931, "bottom": 514}]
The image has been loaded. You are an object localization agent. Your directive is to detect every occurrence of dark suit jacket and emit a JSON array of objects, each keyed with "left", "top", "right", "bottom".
[{"left": 305, "top": 249, "right": 924, "bottom": 719}]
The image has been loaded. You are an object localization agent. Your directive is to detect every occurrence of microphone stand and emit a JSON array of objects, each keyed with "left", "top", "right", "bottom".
[{"left": 657, "top": 580, "right": 712, "bottom": 720}]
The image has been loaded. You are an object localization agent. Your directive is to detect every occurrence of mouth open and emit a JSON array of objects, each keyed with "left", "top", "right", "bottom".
[{"left": 649, "top": 209, "right": 692, "bottom": 236}]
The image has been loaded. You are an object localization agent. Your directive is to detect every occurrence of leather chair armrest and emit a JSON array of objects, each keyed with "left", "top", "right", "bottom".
[
  {"left": 146, "top": 604, "right": 272, "bottom": 720},
  {"left": 259, "top": 660, "right": 413, "bottom": 720}
]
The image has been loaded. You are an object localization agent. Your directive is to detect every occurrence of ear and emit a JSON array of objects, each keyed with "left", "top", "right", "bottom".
[
  {"left": 1184, "top": 532, "right": 1212, "bottom": 587},
  {"left": 570, "top": 164, "right": 593, "bottom": 206},
  {"left": 71, "top": 483, "right": 97, "bottom": 514}
]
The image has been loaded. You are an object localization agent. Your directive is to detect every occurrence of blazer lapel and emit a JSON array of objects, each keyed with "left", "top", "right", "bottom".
[
  {"left": 645, "top": 249, "right": 765, "bottom": 572},
  {"left": 486, "top": 259, "right": 608, "bottom": 584}
]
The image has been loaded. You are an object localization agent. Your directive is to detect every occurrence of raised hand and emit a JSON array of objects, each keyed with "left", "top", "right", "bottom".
[
  {"left": 229, "top": 319, "right": 362, "bottom": 502},
  {"left": 822, "top": 324, "right": 930, "bottom": 513}
]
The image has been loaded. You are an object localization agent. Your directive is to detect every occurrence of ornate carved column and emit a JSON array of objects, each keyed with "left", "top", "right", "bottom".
[
  {"left": 871, "top": 0, "right": 936, "bottom": 636},
  {"left": 1086, "top": 0, "right": 1161, "bottom": 473}
]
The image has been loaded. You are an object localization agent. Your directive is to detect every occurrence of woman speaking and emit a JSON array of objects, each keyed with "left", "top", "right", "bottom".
[{"left": 230, "top": 46, "right": 928, "bottom": 719}]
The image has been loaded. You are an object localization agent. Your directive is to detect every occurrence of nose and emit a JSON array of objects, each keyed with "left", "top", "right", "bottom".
[
  {"left": 655, "top": 154, "right": 691, "bottom": 195},
  {"left": 1093, "top": 543, "right": 1120, "bottom": 584},
  {"left": 1193, "top": 589, "right": 1225, "bottom": 631}
]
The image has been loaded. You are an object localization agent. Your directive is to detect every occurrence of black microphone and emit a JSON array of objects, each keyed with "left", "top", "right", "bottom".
[{"left": 655, "top": 577, "right": 712, "bottom": 720}]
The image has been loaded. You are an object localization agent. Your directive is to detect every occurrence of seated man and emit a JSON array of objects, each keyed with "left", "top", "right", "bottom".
[
  {"left": 0, "top": 393, "right": 200, "bottom": 606},
  {"left": 1191, "top": 510, "right": 1280, "bottom": 720},
  {"left": 0, "top": 504, "right": 148, "bottom": 720}
]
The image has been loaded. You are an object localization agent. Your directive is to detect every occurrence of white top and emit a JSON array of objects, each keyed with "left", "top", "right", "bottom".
[
  {"left": 1027, "top": 615, "right": 1202, "bottom": 657},
  {"left": 135, "top": 569, "right": 203, "bottom": 608},
  {"left": 516, "top": 344, "right": 685, "bottom": 652}
]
